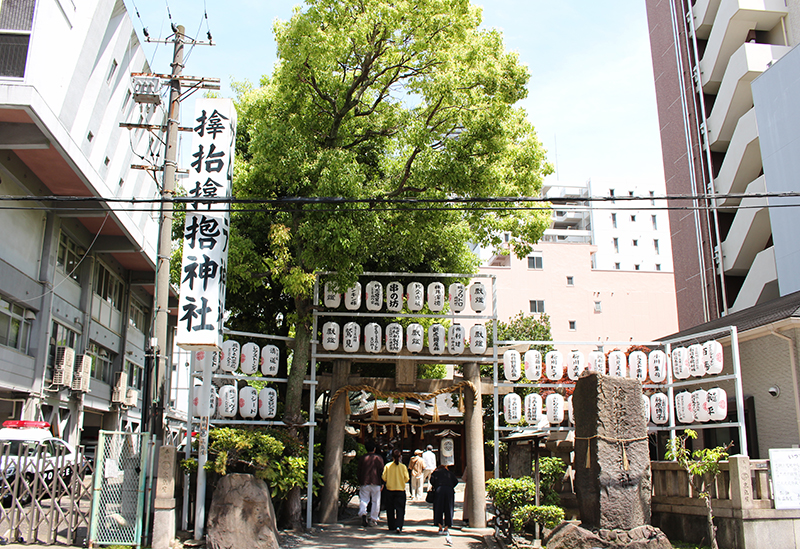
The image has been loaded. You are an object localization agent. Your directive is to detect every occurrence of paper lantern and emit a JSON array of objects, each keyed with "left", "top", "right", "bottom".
[
  {"left": 407, "top": 282, "right": 424, "bottom": 311},
  {"left": 675, "top": 391, "right": 694, "bottom": 423},
  {"left": 469, "top": 281, "right": 487, "bottom": 312},
  {"left": 587, "top": 351, "right": 606, "bottom": 374},
  {"left": 195, "top": 350, "right": 219, "bottom": 374},
  {"left": 648, "top": 350, "right": 667, "bottom": 383},
  {"left": 386, "top": 281, "right": 403, "bottom": 312},
  {"left": 567, "top": 395, "right": 574, "bottom": 425},
  {"left": 707, "top": 388, "right": 728, "bottom": 421},
  {"left": 261, "top": 344, "right": 280, "bottom": 376},
  {"left": 688, "top": 344, "right": 706, "bottom": 377},
  {"left": 503, "top": 393, "right": 522, "bottom": 424},
  {"left": 322, "top": 321, "right": 340, "bottom": 351},
  {"left": 545, "top": 351, "right": 564, "bottom": 381},
  {"left": 219, "top": 385, "right": 237, "bottom": 418},
  {"left": 345, "top": 282, "right": 362, "bottom": 311},
  {"left": 546, "top": 393, "right": 565, "bottom": 424},
  {"left": 239, "top": 386, "right": 258, "bottom": 419},
  {"left": 365, "top": 280, "right": 384, "bottom": 311},
  {"left": 448, "top": 324, "right": 465, "bottom": 355},
  {"left": 650, "top": 392, "right": 669, "bottom": 424},
  {"left": 693, "top": 388, "right": 710, "bottom": 422},
  {"left": 672, "top": 347, "right": 690, "bottom": 379},
  {"left": 469, "top": 324, "right": 487, "bottom": 354},
  {"left": 323, "top": 282, "right": 341, "bottom": 308},
  {"left": 427, "top": 282, "right": 445, "bottom": 312},
  {"left": 524, "top": 350, "right": 542, "bottom": 381},
  {"left": 567, "top": 351, "right": 585, "bottom": 381},
  {"left": 221, "top": 340, "right": 240, "bottom": 373},
  {"left": 503, "top": 349, "right": 522, "bottom": 381},
  {"left": 240, "top": 342, "right": 260, "bottom": 375},
  {"left": 343, "top": 322, "right": 361, "bottom": 353},
  {"left": 193, "top": 385, "right": 217, "bottom": 416},
  {"left": 608, "top": 351, "right": 626, "bottom": 377},
  {"left": 703, "top": 340, "right": 724, "bottom": 375},
  {"left": 524, "top": 394, "right": 542, "bottom": 424},
  {"left": 448, "top": 283, "right": 466, "bottom": 313},
  {"left": 428, "top": 323, "right": 446, "bottom": 355},
  {"left": 629, "top": 351, "right": 647, "bottom": 381},
  {"left": 258, "top": 388, "right": 278, "bottom": 419},
  {"left": 365, "top": 323, "right": 382, "bottom": 354},
  {"left": 407, "top": 323, "right": 424, "bottom": 353},
  {"left": 642, "top": 394, "right": 651, "bottom": 423},
  {"left": 385, "top": 323, "right": 403, "bottom": 353}
]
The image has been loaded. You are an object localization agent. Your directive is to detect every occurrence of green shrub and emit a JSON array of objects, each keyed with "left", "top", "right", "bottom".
[
  {"left": 510, "top": 504, "right": 564, "bottom": 533},
  {"left": 486, "top": 477, "right": 538, "bottom": 522},
  {"left": 538, "top": 456, "right": 566, "bottom": 506}
]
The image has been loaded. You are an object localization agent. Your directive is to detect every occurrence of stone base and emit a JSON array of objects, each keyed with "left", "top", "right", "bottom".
[{"left": 544, "top": 522, "right": 672, "bottom": 549}]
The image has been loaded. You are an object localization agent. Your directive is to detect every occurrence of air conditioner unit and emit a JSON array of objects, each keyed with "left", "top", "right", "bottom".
[
  {"left": 53, "top": 346, "right": 75, "bottom": 386},
  {"left": 111, "top": 371, "right": 128, "bottom": 404},
  {"left": 124, "top": 388, "right": 139, "bottom": 408},
  {"left": 71, "top": 354, "right": 92, "bottom": 392}
]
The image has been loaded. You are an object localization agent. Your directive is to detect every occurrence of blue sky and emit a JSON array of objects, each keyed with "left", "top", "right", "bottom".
[{"left": 124, "top": 0, "right": 664, "bottom": 186}]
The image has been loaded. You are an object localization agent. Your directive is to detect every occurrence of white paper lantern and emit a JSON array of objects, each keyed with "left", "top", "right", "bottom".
[
  {"left": 407, "top": 323, "right": 424, "bottom": 353},
  {"left": 707, "top": 387, "right": 728, "bottom": 421},
  {"left": 386, "top": 281, "right": 403, "bottom": 312},
  {"left": 524, "top": 350, "right": 542, "bottom": 381},
  {"left": 469, "top": 281, "right": 487, "bottom": 312},
  {"left": 545, "top": 351, "right": 564, "bottom": 381},
  {"left": 629, "top": 351, "right": 647, "bottom": 381},
  {"left": 365, "top": 323, "right": 382, "bottom": 353},
  {"left": 703, "top": 340, "right": 724, "bottom": 375},
  {"left": 427, "top": 282, "right": 445, "bottom": 312},
  {"left": 672, "top": 347, "right": 690, "bottom": 379},
  {"left": 650, "top": 392, "right": 669, "bottom": 424},
  {"left": 546, "top": 393, "right": 565, "bottom": 424},
  {"left": 608, "top": 351, "right": 626, "bottom": 377},
  {"left": 322, "top": 321, "right": 340, "bottom": 351},
  {"left": 195, "top": 349, "right": 219, "bottom": 374},
  {"left": 469, "top": 324, "right": 487, "bottom": 354},
  {"left": 407, "top": 282, "right": 424, "bottom": 311},
  {"left": 642, "top": 394, "right": 651, "bottom": 423},
  {"left": 193, "top": 385, "right": 217, "bottom": 416},
  {"left": 648, "top": 350, "right": 667, "bottom": 383},
  {"left": 675, "top": 391, "right": 694, "bottom": 423},
  {"left": 587, "top": 351, "right": 606, "bottom": 374},
  {"left": 323, "top": 282, "right": 341, "bottom": 308},
  {"left": 693, "top": 388, "right": 710, "bottom": 422},
  {"left": 688, "top": 344, "right": 706, "bottom": 377},
  {"left": 258, "top": 387, "right": 278, "bottom": 419},
  {"left": 448, "top": 283, "right": 466, "bottom": 313},
  {"left": 343, "top": 322, "right": 361, "bottom": 353},
  {"left": 503, "top": 349, "right": 522, "bottom": 381},
  {"left": 524, "top": 393, "right": 542, "bottom": 424},
  {"left": 567, "top": 351, "right": 585, "bottom": 381},
  {"left": 239, "top": 386, "right": 258, "bottom": 419},
  {"left": 448, "top": 324, "right": 465, "bottom": 355},
  {"left": 385, "top": 323, "right": 403, "bottom": 353},
  {"left": 240, "top": 342, "right": 260, "bottom": 375},
  {"left": 503, "top": 393, "right": 522, "bottom": 424},
  {"left": 221, "top": 340, "right": 240, "bottom": 373},
  {"left": 567, "top": 395, "right": 575, "bottom": 425},
  {"left": 219, "top": 385, "right": 238, "bottom": 418},
  {"left": 428, "top": 323, "right": 446, "bottom": 355},
  {"left": 345, "top": 282, "right": 362, "bottom": 311},
  {"left": 365, "top": 280, "right": 384, "bottom": 311},
  {"left": 261, "top": 344, "right": 280, "bottom": 376}
]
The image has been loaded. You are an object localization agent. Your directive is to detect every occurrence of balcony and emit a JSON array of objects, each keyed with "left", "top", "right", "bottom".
[
  {"left": 721, "top": 176, "right": 771, "bottom": 275},
  {"left": 551, "top": 209, "right": 585, "bottom": 228},
  {"left": 715, "top": 107, "right": 761, "bottom": 206},
  {"left": 699, "top": 0, "right": 787, "bottom": 94},
  {"left": 729, "top": 246, "right": 779, "bottom": 312},
  {"left": 707, "top": 42, "right": 789, "bottom": 150},
  {"left": 691, "top": 0, "right": 723, "bottom": 39}
]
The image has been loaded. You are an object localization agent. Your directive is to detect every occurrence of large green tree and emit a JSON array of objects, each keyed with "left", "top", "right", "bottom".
[{"left": 232, "top": 0, "right": 552, "bottom": 524}]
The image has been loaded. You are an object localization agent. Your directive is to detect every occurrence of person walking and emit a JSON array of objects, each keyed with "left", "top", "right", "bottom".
[
  {"left": 422, "top": 444, "right": 436, "bottom": 490},
  {"left": 357, "top": 441, "right": 384, "bottom": 527},
  {"left": 430, "top": 461, "right": 459, "bottom": 546},
  {"left": 408, "top": 449, "right": 425, "bottom": 500},
  {"left": 382, "top": 448, "right": 410, "bottom": 533}
]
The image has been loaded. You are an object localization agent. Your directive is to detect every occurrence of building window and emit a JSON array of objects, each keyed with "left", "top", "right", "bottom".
[
  {"left": 632, "top": 239, "right": 638, "bottom": 247},
  {"left": 634, "top": 264, "right": 641, "bottom": 271},
  {"left": 529, "top": 300, "right": 545, "bottom": 314},
  {"left": 611, "top": 213, "right": 617, "bottom": 228},
  {"left": 630, "top": 214, "right": 636, "bottom": 222},
  {"left": 568, "top": 320, "right": 576, "bottom": 331},
  {"left": 57, "top": 232, "right": 85, "bottom": 282},
  {"left": 123, "top": 89, "right": 132, "bottom": 110},
  {"left": 94, "top": 263, "right": 124, "bottom": 311},
  {"left": 129, "top": 300, "right": 147, "bottom": 332},
  {"left": 656, "top": 264, "right": 661, "bottom": 271},
  {"left": 650, "top": 191, "right": 655, "bottom": 206},
  {"left": 654, "top": 239, "right": 660, "bottom": 254},
  {"left": 107, "top": 59, "right": 118, "bottom": 83},
  {"left": 614, "top": 262, "right": 620, "bottom": 270},
  {"left": 0, "top": 298, "right": 31, "bottom": 354},
  {"left": 0, "top": 0, "right": 36, "bottom": 77},
  {"left": 613, "top": 238, "right": 619, "bottom": 253},
  {"left": 566, "top": 276, "right": 574, "bottom": 286},
  {"left": 87, "top": 343, "right": 116, "bottom": 384},
  {"left": 527, "top": 255, "right": 543, "bottom": 270},
  {"left": 594, "top": 301, "right": 602, "bottom": 313},
  {"left": 652, "top": 215, "right": 658, "bottom": 230},
  {"left": 126, "top": 360, "right": 143, "bottom": 390}
]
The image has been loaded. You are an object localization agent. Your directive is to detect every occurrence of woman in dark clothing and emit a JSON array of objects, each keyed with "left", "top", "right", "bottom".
[{"left": 430, "top": 463, "right": 459, "bottom": 545}]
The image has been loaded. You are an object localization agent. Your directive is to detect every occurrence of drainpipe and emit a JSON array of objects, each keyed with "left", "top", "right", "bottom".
[{"left": 769, "top": 327, "right": 800, "bottom": 445}]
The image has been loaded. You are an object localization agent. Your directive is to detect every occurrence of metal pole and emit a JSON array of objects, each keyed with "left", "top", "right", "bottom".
[
  {"left": 729, "top": 327, "right": 748, "bottom": 454},
  {"left": 306, "top": 276, "right": 320, "bottom": 529},
  {"left": 492, "top": 275, "right": 499, "bottom": 479},
  {"left": 193, "top": 352, "right": 212, "bottom": 540}
]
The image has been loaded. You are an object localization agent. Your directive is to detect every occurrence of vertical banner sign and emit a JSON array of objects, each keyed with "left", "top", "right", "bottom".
[{"left": 177, "top": 98, "right": 237, "bottom": 350}]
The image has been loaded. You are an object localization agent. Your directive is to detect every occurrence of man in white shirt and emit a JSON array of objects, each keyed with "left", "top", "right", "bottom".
[{"left": 422, "top": 444, "right": 436, "bottom": 491}]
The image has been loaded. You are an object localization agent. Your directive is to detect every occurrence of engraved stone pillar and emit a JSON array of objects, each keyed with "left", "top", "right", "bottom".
[{"left": 152, "top": 445, "right": 177, "bottom": 549}]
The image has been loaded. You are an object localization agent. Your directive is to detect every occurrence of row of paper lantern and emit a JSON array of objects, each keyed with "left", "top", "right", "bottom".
[
  {"left": 323, "top": 280, "right": 487, "bottom": 314},
  {"left": 502, "top": 387, "right": 727, "bottom": 425},
  {"left": 502, "top": 340, "right": 723, "bottom": 383},
  {"left": 321, "top": 321, "right": 487, "bottom": 355},
  {"left": 192, "top": 385, "right": 279, "bottom": 420},
  {"left": 195, "top": 341, "right": 281, "bottom": 376}
]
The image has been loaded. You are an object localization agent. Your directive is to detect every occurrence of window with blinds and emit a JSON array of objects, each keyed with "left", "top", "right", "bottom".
[{"left": 0, "top": 0, "right": 36, "bottom": 78}]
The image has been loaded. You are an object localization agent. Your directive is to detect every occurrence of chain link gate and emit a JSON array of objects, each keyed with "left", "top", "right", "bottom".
[{"left": 89, "top": 431, "right": 151, "bottom": 548}]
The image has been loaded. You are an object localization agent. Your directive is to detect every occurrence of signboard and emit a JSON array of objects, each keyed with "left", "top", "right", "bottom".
[{"left": 769, "top": 448, "right": 800, "bottom": 509}]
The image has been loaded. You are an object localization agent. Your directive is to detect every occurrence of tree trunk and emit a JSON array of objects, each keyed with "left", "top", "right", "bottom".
[{"left": 704, "top": 494, "right": 718, "bottom": 549}]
